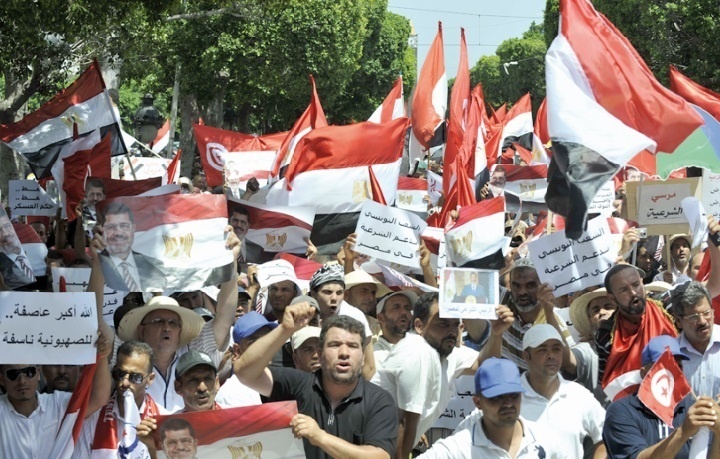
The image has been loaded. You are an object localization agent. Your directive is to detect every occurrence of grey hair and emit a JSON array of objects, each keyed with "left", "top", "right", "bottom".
[{"left": 673, "top": 281, "right": 711, "bottom": 316}]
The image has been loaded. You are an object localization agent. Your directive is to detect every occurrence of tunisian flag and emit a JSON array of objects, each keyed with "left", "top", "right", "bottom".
[
  {"left": 544, "top": 0, "right": 702, "bottom": 239},
  {"left": 368, "top": 77, "right": 405, "bottom": 123},
  {"left": 194, "top": 123, "right": 287, "bottom": 187},
  {"left": 411, "top": 22, "right": 447, "bottom": 149},
  {"left": 153, "top": 402, "right": 304, "bottom": 458},
  {"left": 637, "top": 348, "right": 692, "bottom": 426},
  {"left": 270, "top": 75, "right": 328, "bottom": 180},
  {"left": 0, "top": 60, "right": 125, "bottom": 179}
]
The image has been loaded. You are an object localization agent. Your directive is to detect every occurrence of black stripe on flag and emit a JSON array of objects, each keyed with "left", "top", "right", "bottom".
[
  {"left": 310, "top": 211, "right": 362, "bottom": 256},
  {"left": 428, "top": 122, "right": 446, "bottom": 149},
  {"left": 546, "top": 141, "right": 620, "bottom": 240},
  {"left": 501, "top": 131, "right": 534, "bottom": 152}
]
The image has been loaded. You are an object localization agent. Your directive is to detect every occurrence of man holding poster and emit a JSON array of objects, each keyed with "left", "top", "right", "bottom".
[{"left": 233, "top": 302, "right": 397, "bottom": 459}]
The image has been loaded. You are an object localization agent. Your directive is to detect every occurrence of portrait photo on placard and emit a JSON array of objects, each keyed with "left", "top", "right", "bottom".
[{"left": 439, "top": 267, "right": 499, "bottom": 319}]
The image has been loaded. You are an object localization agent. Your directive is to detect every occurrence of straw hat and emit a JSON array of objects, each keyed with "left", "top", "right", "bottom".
[
  {"left": 117, "top": 296, "right": 205, "bottom": 346},
  {"left": 344, "top": 270, "right": 392, "bottom": 298},
  {"left": 569, "top": 288, "right": 608, "bottom": 340}
]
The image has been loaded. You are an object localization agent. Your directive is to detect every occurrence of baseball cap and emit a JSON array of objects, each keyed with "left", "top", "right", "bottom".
[
  {"left": 291, "top": 326, "right": 321, "bottom": 351},
  {"left": 290, "top": 295, "right": 320, "bottom": 313},
  {"left": 232, "top": 311, "right": 278, "bottom": 342},
  {"left": 522, "top": 324, "right": 566, "bottom": 350},
  {"left": 474, "top": 358, "right": 526, "bottom": 398},
  {"left": 641, "top": 335, "right": 690, "bottom": 366},
  {"left": 175, "top": 350, "right": 217, "bottom": 379},
  {"left": 192, "top": 307, "right": 214, "bottom": 322},
  {"left": 376, "top": 291, "right": 419, "bottom": 315}
]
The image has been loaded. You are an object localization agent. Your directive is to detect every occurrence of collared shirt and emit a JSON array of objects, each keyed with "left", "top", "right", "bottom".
[
  {"left": 502, "top": 308, "right": 575, "bottom": 371},
  {"left": 373, "top": 335, "right": 396, "bottom": 367},
  {"left": 268, "top": 366, "right": 397, "bottom": 459},
  {"left": 603, "top": 393, "right": 692, "bottom": 459},
  {"left": 418, "top": 414, "right": 568, "bottom": 459},
  {"left": 372, "top": 333, "right": 478, "bottom": 445},
  {"left": 678, "top": 324, "right": 720, "bottom": 397},
  {"left": 520, "top": 373, "right": 605, "bottom": 459},
  {"left": 0, "top": 391, "right": 72, "bottom": 459}
]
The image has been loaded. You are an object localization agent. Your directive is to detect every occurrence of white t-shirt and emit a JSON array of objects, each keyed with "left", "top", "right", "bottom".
[
  {"left": 520, "top": 373, "right": 605, "bottom": 459},
  {"left": 0, "top": 391, "right": 72, "bottom": 459},
  {"left": 372, "top": 333, "right": 478, "bottom": 445},
  {"left": 215, "top": 375, "right": 262, "bottom": 407},
  {"left": 419, "top": 415, "right": 568, "bottom": 459}
]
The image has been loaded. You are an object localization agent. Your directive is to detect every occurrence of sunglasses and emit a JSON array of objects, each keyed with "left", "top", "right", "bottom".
[
  {"left": 111, "top": 367, "right": 149, "bottom": 385},
  {"left": 4, "top": 366, "right": 38, "bottom": 381}
]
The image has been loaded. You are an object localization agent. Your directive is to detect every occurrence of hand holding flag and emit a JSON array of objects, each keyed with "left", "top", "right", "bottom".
[{"left": 637, "top": 348, "right": 691, "bottom": 426}]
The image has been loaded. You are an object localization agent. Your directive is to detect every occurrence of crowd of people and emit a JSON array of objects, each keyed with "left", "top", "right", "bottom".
[{"left": 1, "top": 165, "right": 720, "bottom": 459}]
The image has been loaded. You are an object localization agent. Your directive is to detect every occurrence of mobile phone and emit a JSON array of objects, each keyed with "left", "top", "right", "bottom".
[
  {"left": 710, "top": 232, "right": 720, "bottom": 247},
  {"left": 636, "top": 227, "right": 648, "bottom": 239}
]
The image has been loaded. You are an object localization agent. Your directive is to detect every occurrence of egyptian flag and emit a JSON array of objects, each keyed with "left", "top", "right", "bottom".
[
  {"left": 535, "top": 97, "right": 550, "bottom": 145},
  {"left": 0, "top": 60, "right": 125, "bottom": 179},
  {"left": 444, "top": 197, "right": 507, "bottom": 267},
  {"left": 396, "top": 176, "right": 428, "bottom": 213},
  {"left": 503, "top": 164, "right": 548, "bottom": 213},
  {"left": 266, "top": 117, "right": 408, "bottom": 253},
  {"left": 194, "top": 123, "right": 287, "bottom": 187},
  {"left": 97, "top": 195, "right": 234, "bottom": 292},
  {"left": 228, "top": 197, "right": 314, "bottom": 254},
  {"left": 270, "top": 75, "right": 328, "bottom": 181},
  {"left": 368, "top": 77, "right": 405, "bottom": 123},
  {"left": 153, "top": 402, "right": 304, "bottom": 458},
  {"left": 498, "top": 93, "right": 549, "bottom": 164},
  {"left": 150, "top": 119, "right": 170, "bottom": 153},
  {"left": 49, "top": 364, "right": 98, "bottom": 459},
  {"left": 444, "top": 28, "right": 470, "bottom": 196},
  {"left": 50, "top": 130, "right": 112, "bottom": 221},
  {"left": 471, "top": 85, "right": 490, "bottom": 178},
  {"left": 163, "top": 148, "right": 181, "bottom": 185},
  {"left": 411, "top": 22, "right": 447, "bottom": 149},
  {"left": 545, "top": 0, "right": 703, "bottom": 240}
]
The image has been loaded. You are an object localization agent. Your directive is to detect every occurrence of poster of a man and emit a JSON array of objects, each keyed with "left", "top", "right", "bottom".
[
  {"left": 160, "top": 418, "right": 199, "bottom": 459},
  {"left": 440, "top": 267, "right": 499, "bottom": 319},
  {"left": 0, "top": 208, "right": 36, "bottom": 289},
  {"left": 97, "top": 201, "right": 166, "bottom": 292}
]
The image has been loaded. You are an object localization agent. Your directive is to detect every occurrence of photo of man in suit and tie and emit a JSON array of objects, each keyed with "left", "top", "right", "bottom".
[
  {"left": 460, "top": 271, "right": 488, "bottom": 303},
  {"left": 97, "top": 201, "right": 166, "bottom": 292},
  {"left": 0, "top": 209, "right": 36, "bottom": 289}
]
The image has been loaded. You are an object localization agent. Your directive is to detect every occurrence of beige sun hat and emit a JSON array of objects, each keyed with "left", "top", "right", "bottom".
[
  {"left": 645, "top": 281, "right": 673, "bottom": 294},
  {"left": 344, "top": 270, "right": 392, "bottom": 298},
  {"left": 569, "top": 288, "right": 609, "bottom": 341},
  {"left": 117, "top": 296, "right": 205, "bottom": 346}
]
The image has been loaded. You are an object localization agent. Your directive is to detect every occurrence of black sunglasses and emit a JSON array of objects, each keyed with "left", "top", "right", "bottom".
[
  {"left": 111, "top": 367, "right": 149, "bottom": 385},
  {"left": 4, "top": 366, "right": 38, "bottom": 381}
]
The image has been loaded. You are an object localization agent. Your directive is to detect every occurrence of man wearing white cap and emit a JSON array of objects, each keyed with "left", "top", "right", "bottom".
[
  {"left": 291, "top": 326, "right": 321, "bottom": 373},
  {"left": 88, "top": 226, "right": 241, "bottom": 412},
  {"left": 520, "top": 324, "right": 606, "bottom": 459},
  {"left": 373, "top": 291, "right": 417, "bottom": 364},
  {"left": 418, "top": 358, "right": 567, "bottom": 458}
]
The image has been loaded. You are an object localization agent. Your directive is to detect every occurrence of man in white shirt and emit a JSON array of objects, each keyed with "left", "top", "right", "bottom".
[
  {"left": 520, "top": 324, "right": 606, "bottom": 459},
  {"left": 372, "top": 292, "right": 482, "bottom": 459},
  {"left": 418, "top": 358, "right": 567, "bottom": 458},
  {"left": 373, "top": 290, "right": 417, "bottom": 365}
]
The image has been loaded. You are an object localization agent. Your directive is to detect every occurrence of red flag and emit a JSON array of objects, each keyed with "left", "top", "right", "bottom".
[
  {"left": 270, "top": 75, "right": 328, "bottom": 180},
  {"left": 163, "top": 148, "right": 181, "bottom": 185},
  {"left": 444, "top": 28, "right": 470, "bottom": 196},
  {"left": 411, "top": 22, "right": 447, "bottom": 149},
  {"left": 368, "top": 166, "right": 387, "bottom": 205},
  {"left": 194, "top": 123, "right": 287, "bottom": 187},
  {"left": 368, "top": 77, "right": 404, "bottom": 123},
  {"left": 150, "top": 119, "right": 170, "bottom": 153},
  {"left": 49, "top": 363, "right": 98, "bottom": 458},
  {"left": 535, "top": 97, "right": 549, "bottom": 145},
  {"left": 90, "top": 176, "right": 163, "bottom": 199},
  {"left": 490, "top": 103, "right": 507, "bottom": 126},
  {"left": 637, "top": 348, "right": 692, "bottom": 426},
  {"left": 669, "top": 65, "right": 720, "bottom": 121}
]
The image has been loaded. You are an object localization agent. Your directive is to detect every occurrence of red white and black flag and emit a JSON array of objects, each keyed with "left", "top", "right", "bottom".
[
  {"left": 368, "top": 76, "right": 405, "bottom": 123},
  {"left": 96, "top": 195, "right": 235, "bottom": 292},
  {"left": 0, "top": 60, "right": 126, "bottom": 179},
  {"left": 411, "top": 22, "right": 447, "bottom": 149},
  {"left": 444, "top": 197, "right": 508, "bottom": 267},
  {"left": 545, "top": 0, "right": 702, "bottom": 239}
]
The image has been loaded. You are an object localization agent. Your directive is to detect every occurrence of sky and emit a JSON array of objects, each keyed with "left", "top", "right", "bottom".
[{"left": 387, "top": 0, "right": 547, "bottom": 79}]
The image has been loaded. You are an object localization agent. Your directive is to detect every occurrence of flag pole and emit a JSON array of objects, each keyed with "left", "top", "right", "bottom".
[{"left": 546, "top": 211, "right": 553, "bottom": 235}]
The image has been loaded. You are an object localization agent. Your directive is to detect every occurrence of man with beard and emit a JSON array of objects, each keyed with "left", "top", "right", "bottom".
[
  {"left": 417, "top": 358, "right": 567, "bottom": 458},
  {"left": 373, "top": 291, "right": 417, "bottom": 365},
  {"left": 75, "top": 340, "right": 167, "bottom": 458},
  {"left": 372, "top": 292, "right": 492, "bottom": 459},
  {"left": 654, "top": 234, "right": 694, "bottom": 285},
  {"left": 595, "top": 264, "right": 678, "bottom": 402},
  {"left": 674, "top": 282, "right": 720, "bottom": 398},
  {"left": 41, "top": 365, "right": 81, "bottom": 393},
  {"left": 234, "top": 302, "right": 397, "bottom": 459},
  {"left": 97, "top": 201, "right": 166, "bottom": 292},
  {"left": 496, "top": 258, "right": 575, "bottom": 372}
]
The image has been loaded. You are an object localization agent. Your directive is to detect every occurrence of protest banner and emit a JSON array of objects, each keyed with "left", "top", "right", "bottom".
[
  {"left": 626, "top": 177, "right": 700, "bottom": 235},
  {"left": 439, "top": 267, "right": 499, "bottom": 319},
  {"left": 396, "top": 176, "right": 429, "bottom": 213},
  {"left": 0, "top": 291, "right": 97, "bottom": 365},
  {"left": 122, "top": 157, "right": 172, "bottom": 180},
  {"left": 354, "top": 200, "right": 428, "bottom": 269},
  {"left": 96, "top": 195, "right": 234, "bottom": 293},
  {"left": 701, "top": 169, "right": 720, "bottom": 221},
  {"left": 427, "top": 171, "right": 443, "bottom": 205},
  {"left": 9, "top": 180, "right": 58, "bottom": 216},
  {"left": 680, "top": 197, "right": 709, "bottom": 249},
  {"left": 51, "top": 267, "right": 124, "bottom": 326},
  {"left": 433, "top": 375, "right": 476, "bottom": 430},
  {"left": 228, "top": 197, "right": 314, "bottom": 254},
  {"left": 154, "top": 401, "right": 305, "bottom": 459},
  {"left": 587, "top": 181, "right": 616, "bottom": 216},
  {"left": 529, "top": 217, "right": 616, "bottom": 296}
]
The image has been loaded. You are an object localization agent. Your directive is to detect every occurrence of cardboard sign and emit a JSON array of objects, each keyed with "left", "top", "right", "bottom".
[{"left": 626, "top": 178, "right": 700, "bottom": 235}]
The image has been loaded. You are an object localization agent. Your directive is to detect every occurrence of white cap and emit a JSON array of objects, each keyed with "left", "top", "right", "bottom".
[
  {"left": 522, "top": 324, "right": 566, "bottom": 350},
  {"left": 376, "top": 291, "right": 419, "bottom": 315},
  {"left": 291, "top": 326, "right": 321, "bottom": 351}
]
